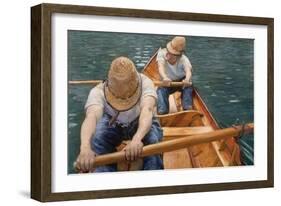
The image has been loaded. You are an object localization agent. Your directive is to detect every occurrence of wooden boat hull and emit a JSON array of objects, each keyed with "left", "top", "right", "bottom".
[{"left": 142, "top": 49, "right": 241, "bottom": 169}]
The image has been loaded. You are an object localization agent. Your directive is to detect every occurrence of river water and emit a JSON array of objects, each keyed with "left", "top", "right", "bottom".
[{"left": 68, "top": 31, "right": 254, "bottom": 174}]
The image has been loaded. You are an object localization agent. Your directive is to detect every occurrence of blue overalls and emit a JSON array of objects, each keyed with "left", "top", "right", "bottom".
[{"left": 91, "top": 113, "right": 163, "bottom": 172}]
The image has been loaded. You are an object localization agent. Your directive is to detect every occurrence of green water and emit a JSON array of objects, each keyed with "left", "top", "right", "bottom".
[{"left": 68, "top": 31, "right": 254, "bottom": 174}]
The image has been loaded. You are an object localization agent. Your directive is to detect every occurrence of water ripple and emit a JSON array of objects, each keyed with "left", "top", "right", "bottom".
[
  {"left": 229, "top": 99, "right": 240, "bottom": 103},
  {"left": 69, "top": 122, "right": 78, "bottom": 128}
]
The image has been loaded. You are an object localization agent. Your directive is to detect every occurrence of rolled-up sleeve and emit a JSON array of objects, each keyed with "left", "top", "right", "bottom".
[
  {"left": 156, "top": 48, "right": 166, "bottom": 65},
  {"left": 140, "top": 74, "right": 157, "bottom": 101},
  {"left": 84, "top": 83, "right": 105, "bottom": 110},
  {"left": 181, "top": 55, "right": 193, "bottom": 72}
]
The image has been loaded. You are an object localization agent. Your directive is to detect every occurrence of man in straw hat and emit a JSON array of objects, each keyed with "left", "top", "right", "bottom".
[
  {"left": 157, "top": 36, "right": 193, "bottom": 114},
  {"left": 76, "top": 57, "right": 163, "bottom": 172}
]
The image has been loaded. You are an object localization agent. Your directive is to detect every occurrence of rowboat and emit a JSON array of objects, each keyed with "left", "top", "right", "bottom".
[
  {"left": 141, "top": 49, "right": 244, "bottom": 169},
  {"left": 71, "top": 49, "right": 254, "bottom": 172}
]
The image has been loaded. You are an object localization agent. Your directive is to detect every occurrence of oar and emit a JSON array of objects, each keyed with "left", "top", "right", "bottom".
[
  {"left": 69, "top": 80, "right": 191, "bottom": 87},
  {"left": 74, "top": 123, "right": 254, "bottom": 171}
]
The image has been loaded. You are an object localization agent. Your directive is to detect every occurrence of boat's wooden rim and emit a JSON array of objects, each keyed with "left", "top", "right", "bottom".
[
  {"left": 193, "top": 89, "right": 220, "bottom": 129},
  {"left": 142, "top": 48, "right": 159, "bottom": 71}
]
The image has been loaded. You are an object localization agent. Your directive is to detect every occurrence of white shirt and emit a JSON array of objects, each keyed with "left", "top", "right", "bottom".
[{"left": 156, "top": 48, "right": 192, "bottom": 81}]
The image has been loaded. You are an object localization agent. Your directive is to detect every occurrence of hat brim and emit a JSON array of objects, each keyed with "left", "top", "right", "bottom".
[
  {"left": 104, "top": 76, "right": 142, "bottom": 112},
  {"left": 166, "top": 42, "right": 182, "bottom": 56}
]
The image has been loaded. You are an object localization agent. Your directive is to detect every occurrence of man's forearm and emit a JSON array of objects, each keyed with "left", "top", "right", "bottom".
[
  {"left": 158, "top": 63, "right": 168, "bottom": 80},
  {"left": 185, "top": 69, "right": 192, "bottom": 82},
  {"left": 133, "top": 107, "right": 153, "bottom": 141},
  {"left": 80, "top": 116, "right": 97, "bottom": 151}
]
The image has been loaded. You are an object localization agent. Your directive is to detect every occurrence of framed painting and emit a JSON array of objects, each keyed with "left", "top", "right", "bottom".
[{"left": 31, "top": 3, "right": 274, "bottom": 202}]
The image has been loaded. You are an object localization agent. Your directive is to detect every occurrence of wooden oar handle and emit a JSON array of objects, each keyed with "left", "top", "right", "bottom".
[
  {"left": 153, "top": 81, "right": 190, "bottom": 87},
  {"left": 74, "top": 123, "right": 254, "bottom": 172}
]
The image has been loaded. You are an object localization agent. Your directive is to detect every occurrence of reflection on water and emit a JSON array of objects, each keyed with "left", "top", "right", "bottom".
[{"left": 68, "top": 31, "right": 254, "bottom": 174}]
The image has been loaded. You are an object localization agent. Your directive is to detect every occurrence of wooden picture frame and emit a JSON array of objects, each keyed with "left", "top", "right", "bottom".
[{"left": 31, "top": 3, "right": 274, "bottom": 202}]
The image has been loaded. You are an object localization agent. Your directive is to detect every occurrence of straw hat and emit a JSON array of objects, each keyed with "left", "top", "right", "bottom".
[
  {"left": 104, "top": 57, "right": 142, "bottom": 111},
  {"left": 166, "top": 36, "right": 186, "bottom": 55}
]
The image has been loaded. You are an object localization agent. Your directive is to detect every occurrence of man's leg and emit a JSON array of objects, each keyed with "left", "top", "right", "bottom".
[
  {"left": 182, "top": 86, "right": 193, "bottom": 110},
  {"left": 91, "top": 115, "right": 123, "bottom": 172},
  {"left": 142, "top": 118, "right": 164, "bottom": 170},
  {"left": 156, "top": 87, "right": 170, "bottom": 115}
]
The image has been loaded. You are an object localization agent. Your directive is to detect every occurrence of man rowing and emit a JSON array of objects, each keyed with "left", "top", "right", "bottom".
[
  {"left": 76, "top": 57, "right": 163, "bottom": 172},
  {"left": 156, "top": 36, "right": 193, "bottom": 114}
]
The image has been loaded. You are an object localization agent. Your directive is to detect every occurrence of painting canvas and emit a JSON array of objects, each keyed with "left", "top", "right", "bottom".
[{"left": 67, "top": 31, "right": 254, "bottom": 174}]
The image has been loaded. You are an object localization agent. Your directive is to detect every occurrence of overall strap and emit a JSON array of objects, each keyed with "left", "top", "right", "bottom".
[{"left": 109, "top": 111, "right": 120, "bottom": 126}]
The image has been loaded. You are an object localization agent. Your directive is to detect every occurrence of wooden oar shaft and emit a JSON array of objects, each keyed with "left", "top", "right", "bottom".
[
  {"left": 142, "top": 123, "right": 253, "bottom": 157},
  {"left": 153, "top": 81, "right": 186, "bottom": 87},
  {"left": 69, "top": 80, "right": 103, "bottom": 85},
  {"left": 69, "top": 80, "right": 186, "bottom": 87},
  {"left": 75, "top": 123, "right": 253, "bottom": 169}
]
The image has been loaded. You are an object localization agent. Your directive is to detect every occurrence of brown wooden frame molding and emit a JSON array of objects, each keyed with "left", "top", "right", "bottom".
[{"left": 31, "top": 3, "right": 274, "bottom": 202}]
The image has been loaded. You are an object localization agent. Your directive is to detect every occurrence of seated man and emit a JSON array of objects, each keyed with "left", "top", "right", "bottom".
[
  {"left": 76, "top": 56, "right": 163, "bottom": 172},
  {"left": 157, "top": 36, "right": 193, "bottom": 115}
]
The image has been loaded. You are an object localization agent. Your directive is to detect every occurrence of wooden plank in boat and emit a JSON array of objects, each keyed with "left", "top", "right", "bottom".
[
  {"left": 156, "top": 110, "right": 204, "bottom": 127},
  {"left": 162, "top": 126, "right": 213, "bottom": 139},
  {"left": 163, "top": 148, "right": 193, "bottom": 169},
  {"left": 189, "top": 143, "right": 223, "bottom": 167},
  {"left": 173, "top": 92, "right": 182, "bottom": 111}
]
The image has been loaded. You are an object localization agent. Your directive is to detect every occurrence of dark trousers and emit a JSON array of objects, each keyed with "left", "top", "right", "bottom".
[
  {"left": 91, "top": 114, "right": 163, "bottom": 172},
  {"left": 157, "top": 86, "right": 193, "bottom": 115}
]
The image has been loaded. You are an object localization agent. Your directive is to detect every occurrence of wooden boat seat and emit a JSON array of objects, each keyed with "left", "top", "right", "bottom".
[{"left": 156, "top": 110, "right": 204, "bottom": 127}]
